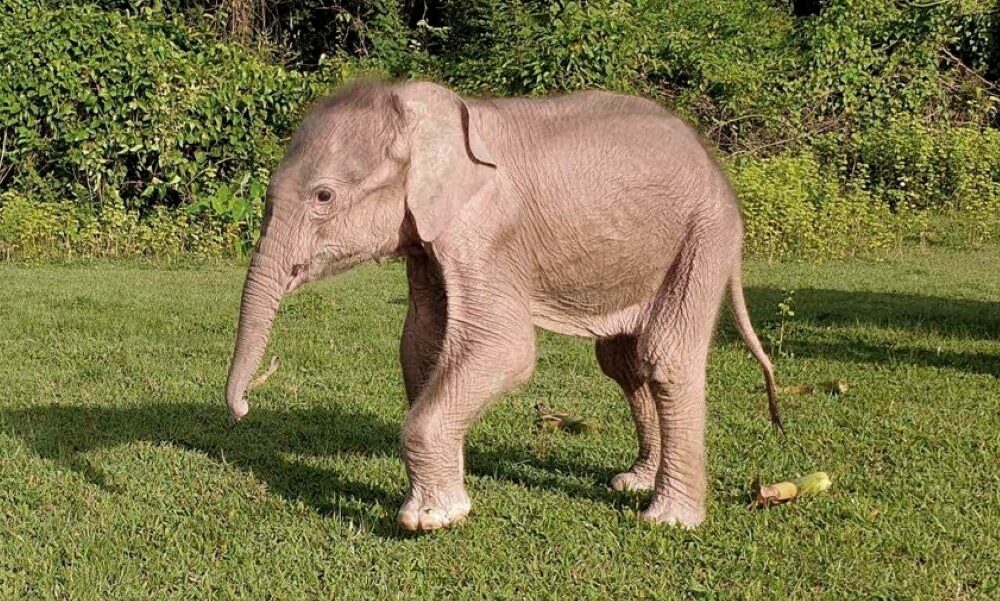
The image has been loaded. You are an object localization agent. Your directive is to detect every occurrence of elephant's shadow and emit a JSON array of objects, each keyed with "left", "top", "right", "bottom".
[
  {"left": 11, "top": 287, "right": 994, "bottom": 537},
  {"left": 2, "top": 401, "right": 630, "bottom": 538}
]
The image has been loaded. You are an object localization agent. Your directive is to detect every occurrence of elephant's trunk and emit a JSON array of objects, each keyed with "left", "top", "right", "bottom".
[{"left": 225, "top": 237, "right": 294, "bottom": 420}]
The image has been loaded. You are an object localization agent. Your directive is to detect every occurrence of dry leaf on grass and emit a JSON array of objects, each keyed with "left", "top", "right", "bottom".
[
  {"left": 249, "top": 355, "right": 281, "bottom": 390},
  {"left": 534, "top": 404, "right": 598, "bottom": 435}
]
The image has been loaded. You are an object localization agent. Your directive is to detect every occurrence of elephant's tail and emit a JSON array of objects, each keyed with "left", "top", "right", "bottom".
[{"left": 728, "top": 269, "right": 784, "bottom": 432}]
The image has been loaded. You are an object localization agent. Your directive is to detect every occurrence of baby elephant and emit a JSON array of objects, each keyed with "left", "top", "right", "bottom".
[{"left": 224, "top": 79, "right": 781, "bottom": 531}]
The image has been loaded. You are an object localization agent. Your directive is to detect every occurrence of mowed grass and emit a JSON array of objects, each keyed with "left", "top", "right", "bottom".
[{"left": 1, "top": 247, "right": 998, "bottom": 600}]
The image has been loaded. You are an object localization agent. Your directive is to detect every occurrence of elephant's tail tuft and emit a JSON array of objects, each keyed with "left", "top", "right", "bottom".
[{"left": 728, "top": 269, "right": 784, "bottom": 433}]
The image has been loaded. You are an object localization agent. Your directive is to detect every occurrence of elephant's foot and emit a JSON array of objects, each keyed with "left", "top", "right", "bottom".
[
  {"left": 610, "top": 460, "right": 659, "bottom": 492},
  {"left": 397, "top": 486, "right": 471, "bottom": 532},
  {"left": 640, "top": 496, "right": 705, "bottom": 529}
]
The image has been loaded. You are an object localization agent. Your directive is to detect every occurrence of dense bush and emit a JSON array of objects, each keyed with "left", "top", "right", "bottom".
[
  {"left": 0, "top": 0, "right": 321, "bottom": 254},
  {"left": 0, "top": 190, "right": 241, "bottom": 259},
  {"left": 1, "top": 0, "right": 998, "bottom": 259},
  {"left": 728, "top": 153, "right": 919, "bottom": 261}
]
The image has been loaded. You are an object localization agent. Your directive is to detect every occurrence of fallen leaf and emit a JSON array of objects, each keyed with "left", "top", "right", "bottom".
[
  {"left": 777, "top": 380, "right": 848, "bottom": 396},
  {"left": 534, "top": 404, "right": 598, "bottom": 435},
  {"left": 754, "top": 479, "right": 799, "bottom": 506},
  {"left": 820, "top": 379, "right": 849, "bottom": 395},
  {"left": 249, "top": 356, "right": 281, "bottom": 390}
]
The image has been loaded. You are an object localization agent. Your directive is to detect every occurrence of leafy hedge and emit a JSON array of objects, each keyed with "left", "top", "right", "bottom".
[
  {"left": 0, "top": 0, "right": 322, "bottom": 256},
  {"left": 1, "top": 0, "right": 998, "bottom": 259}
]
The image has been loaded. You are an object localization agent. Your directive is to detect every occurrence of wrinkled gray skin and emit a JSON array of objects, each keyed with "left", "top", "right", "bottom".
[{"left": 225, "top": 80, "right": 781, "bottom": 531}]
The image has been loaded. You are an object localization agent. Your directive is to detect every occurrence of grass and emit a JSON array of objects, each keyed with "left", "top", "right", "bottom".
[{"left": 1, "top": 246, "right": 998, "bottom": 599}]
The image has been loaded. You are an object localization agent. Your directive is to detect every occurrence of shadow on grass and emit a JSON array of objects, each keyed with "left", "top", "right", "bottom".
[
  {"left": 8, "top": 288, "right": 994, "bottom": 537},
  {"left": 728, "top": 288, "right": 1000, "bottom": 377},
  {"left": 3, "top": 402, "right": 405, "bottom": 535},
  {"left": 2, "top": 401, "right": 634, "bottom": 538}
]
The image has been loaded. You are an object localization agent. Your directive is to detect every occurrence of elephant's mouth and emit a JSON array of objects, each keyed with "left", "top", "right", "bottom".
[
  {"left": 284, "top": 249, "right": 366, "bottom": 295},
  {"left": 307, "top": 247, "right": 371, "bottom": 282},
  {"left": 285, "top": 263, "right": 310, "bottom": 293}
]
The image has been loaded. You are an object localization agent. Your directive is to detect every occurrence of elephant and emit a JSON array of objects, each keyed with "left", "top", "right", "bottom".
[{"left": 224, "top": 79, "right": 781, "bottom": 532}]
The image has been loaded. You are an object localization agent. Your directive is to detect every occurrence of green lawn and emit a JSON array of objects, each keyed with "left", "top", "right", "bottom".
[{"left": 1, "top": 247, "right": 998, "bottom": 599}]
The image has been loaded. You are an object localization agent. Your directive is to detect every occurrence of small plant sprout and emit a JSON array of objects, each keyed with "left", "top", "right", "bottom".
[{"left": 765, "top": 289, "right": 797, "bottom": 358}]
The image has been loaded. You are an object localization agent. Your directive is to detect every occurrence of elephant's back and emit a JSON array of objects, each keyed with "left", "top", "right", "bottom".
[{"left": 482, "top": 98, "right": 739, "bottom": 337}]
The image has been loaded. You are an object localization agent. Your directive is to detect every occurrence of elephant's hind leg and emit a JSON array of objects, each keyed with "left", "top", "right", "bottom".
[
  {"left": 638, "top": 231, "right": 739, "bottom": 528},
  {"left": 596, "top": 336, "right": 660, "bottom": 492}
]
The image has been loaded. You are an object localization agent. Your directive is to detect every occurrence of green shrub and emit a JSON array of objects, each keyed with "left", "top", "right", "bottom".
[
  {"left": 806, "top": 117, "right": 1000, "bottom": 248},
  {"left": 427, "top": 0, "right": 662, "bottom": 96},
  {"left": 1, "top": 0, "right": 998, "bottom": 260},
  {"left": 730, "top": 153, "right": 908, "bottom": 261},
  {"left": 0, "top": 0, "right": 322, "bottom": 251},
  {"left": 0, "top": 190, "right": 240, "bottom": 259},
  {"left": 847, "top": 119, "right": 1000, "bottom": 211},
  {"left": 0, "top": 192, "right": 88, "bottom": 259}
]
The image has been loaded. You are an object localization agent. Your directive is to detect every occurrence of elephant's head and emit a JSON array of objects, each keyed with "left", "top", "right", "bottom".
[{"left": 225, "top": 80, "right": 495, "bottom": 419}]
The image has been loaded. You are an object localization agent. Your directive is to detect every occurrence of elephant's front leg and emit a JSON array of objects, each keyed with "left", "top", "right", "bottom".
[
  {"left": 399, "top": 254, "right": 447, "bottom": 405},
  {"left": 397, "top": 293, "right": 536, "bottom": 532}
]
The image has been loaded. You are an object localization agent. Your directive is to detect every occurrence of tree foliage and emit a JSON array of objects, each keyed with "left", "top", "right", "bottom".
[{"left": 1, "top": 0, "right": 998, "bottom": 258}]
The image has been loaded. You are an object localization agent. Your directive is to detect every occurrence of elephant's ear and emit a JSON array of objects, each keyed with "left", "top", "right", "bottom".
[{"left": 394, "top": 82, "right": 495, "bottom": 243}]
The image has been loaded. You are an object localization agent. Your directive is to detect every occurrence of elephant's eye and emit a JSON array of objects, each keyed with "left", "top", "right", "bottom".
[{"left": 317, "top": 189, "right": 334, "bottom": 203}]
